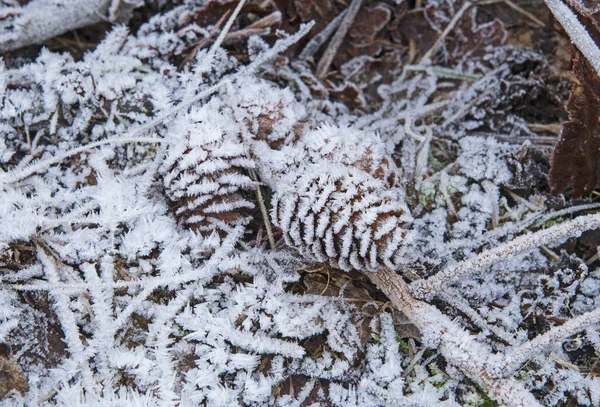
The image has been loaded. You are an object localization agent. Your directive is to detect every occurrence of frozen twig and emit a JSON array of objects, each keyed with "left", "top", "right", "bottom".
[
  {"left": 37, "top": 245, "right": 97, "bottom": 394},
  {"left": 0, "top": 0, "right": 141, "bottom": 52},
  {"left": 412, "top": 212, "right": 600, "bottom": 299},
  {"left": 316, "top": 0, "right": 363, "bottom": 79},
  {"left": 545, "top": 0, "right": 600, "bottom": 76},
  {"left": 419, "top": 0, "right": 473, "bottom": 64},
  {"left": 439, "top": 287, "right": 516, "bottom": 344},
  {"left": 299, "top": 9, "right": 347, "bottom": 60},
  {"left": 208, "top": 0, "right": 247, "bottom": 57},
  {"left": 491, "top": 306, "right": 600, "bottom": 377},
  {"left": 369, "top": 268, "right": 542, "bottom": 407}
]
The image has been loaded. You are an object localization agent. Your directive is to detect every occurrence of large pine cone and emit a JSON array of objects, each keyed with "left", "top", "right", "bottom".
[
  {"left": 161, "top": 101, "right": 255, "bottom": 234},
  {"left": 266, "top": 126, "right": 413, "bottom": 272},
  {"left": 272, "top": 163, "right": 413, "bottom": 271}
]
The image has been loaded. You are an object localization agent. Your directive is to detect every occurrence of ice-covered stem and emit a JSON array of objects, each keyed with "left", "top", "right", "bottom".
[
  {"left": 545, "top": 0, "right": 600, "bottom": 76},
  {"left": 37, "top": 245, "right": 97, "bottom": 395},
  {"left": 411, "top": 212, "right": 600, "bottom": 299},
  {"left": 490, "top": 306, "right": 600, "bottom": 377},
  {"left": 369, "top": 268, "right": 542, "bottom": 407},
  {"left": 0, "top": 0, "right": 141, "bottom": 53}
]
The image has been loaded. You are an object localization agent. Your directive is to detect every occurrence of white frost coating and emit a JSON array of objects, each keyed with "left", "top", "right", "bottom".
[
  {"left": 0, "top": 0, "right": 143, "bottom": 52},
  {"left": 545, "top": 0, "right": 600, "bottom": 76}
]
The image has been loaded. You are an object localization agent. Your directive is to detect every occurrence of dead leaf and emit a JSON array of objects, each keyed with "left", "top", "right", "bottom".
[{"left": 549, "top": 4, "right": 600, "bottom": 196}]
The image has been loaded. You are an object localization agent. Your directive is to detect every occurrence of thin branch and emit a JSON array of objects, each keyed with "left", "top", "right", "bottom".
[
  {"left": 419, "top": 0, "right": 473, "bottom": 64},
  {"left": 545, "top": 0, "right": 600, "bottom": 76},
  {"left": 0, "top": 137, "right": 164, "bottom": 186},
  {"left": 369, "top": 268, "right": 542, "bottom": 407},
  {"left": 299, "top": 9, "right": 347, "bottom": 60},
  {"left": 0, "top": 0, "right": 140, "bottom": 52},
  {"left": 411, "top": 212, "right": 600, "bottom": 299},
  {"left": 37, "top": 245, "right": 97, "bottom": 394},
  {"left": 439, "top": 287, "right": 516, "bottom": 344},
  {"left": 208, "top": 0, "right": 247, "bottom": 57},
  {"left": 250, "top": 170, "right": 276, "bottom": 250},
  {"left": 490, "top": 306, "right": 600, "bottom": 377},
  {"left": 316, "top": 0, "right": 363, "bottom": 79}
]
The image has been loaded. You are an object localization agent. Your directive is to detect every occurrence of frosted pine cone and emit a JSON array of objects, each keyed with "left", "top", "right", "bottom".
[
  {"left": 235, "top": 78, "right": 310, "bottom": 148},
  {"left": 271, "top": 163, "right": 413, "bottom": 272},
  {"left": 161, "top": 101, "right": 255, "bottom": 234},
  {"left": 302, "top": 125, "right": 401, "bottom": 188}
]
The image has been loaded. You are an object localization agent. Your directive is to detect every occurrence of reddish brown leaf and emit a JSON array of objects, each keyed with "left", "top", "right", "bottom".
[
  {"left": 549, "top": 4, "right": 600, "bottom": 196},
  {"left": 390, "top": 6, "right": 437, "bottom": 55},
  {"left": 332, "top": 3, "right": 393, "bottom": 66},
  {"left": 390, "top": 5, "right": 505, "bottom": 64},
  {"left": 293, "top": 0, "right": 338, "bottom": 33},
  {"left": 445, "top": 9, "right": 506, "bottom": 64}
]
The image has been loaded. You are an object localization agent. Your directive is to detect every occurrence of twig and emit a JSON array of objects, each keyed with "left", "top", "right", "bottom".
[
  {"left": 316, "top": 0, "right": 363, "bottom": 79},
  {"left": 544, "top": 0, "right": 600, "bottom": 76},
  {"left": 0, "top": 137, "right": 164, "bottom": 186},
  {"left": 0, "top": 0, "right": 140, "bottom": 52},
  {"left": 368, "top": 268, "right": 542, "bottom": 407},
  {"left": 209, "top": 0, "right": 247, "bottom": 57},
  {"left": 36, "top": 244, "right": 97, "bottom": 394},
  {"left": 419, "top": 0, "right": 473, "bottom": 64},
  {"left": 490, "top": 307, "right": 600, "bottom": 377},
  {"left": 179, "top": 8, "right": 232, "bottom": 70},
  {"left": 299, "top": 9, "right": 347, "bottom": 60},
  {"left": 503, "top": 0, "right": 545, "bottom": 27},
  {"left": 250, "top": 169, "right": 276, "bottom": 250},
  {"left": 412, "top": 212, "right": 600, "bottom": 299},
  {"left": 439, "top": 287, "right": 516, "bottom": 344}
]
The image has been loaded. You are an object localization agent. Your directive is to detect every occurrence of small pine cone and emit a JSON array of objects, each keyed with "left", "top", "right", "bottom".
[
  {"left": 302, "top": 125, "right": 401, "bottom": 188},
  {"left": 235, "top": 78, "right": 310, "bottom": 148},
  {"left": 161, "top": 103, "right": 255, "bottom": 234},
  {"left": 271, "top": 163, "right": 413, "bottom": 272}
]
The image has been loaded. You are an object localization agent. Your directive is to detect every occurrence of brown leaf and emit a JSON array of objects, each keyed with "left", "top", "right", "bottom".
[
  {"left": 332, "top": 3, "right": 393, "bottom": 66},
  {"left": 445, "top": 9, "right": 506, "bottom": 64},
  {"left": 390, "top": 6, "right": 437, "bottom": 56},
  {"left": 293, "top": 0, "right": 338, "bottom": 34},
  {"left": 179, "top": 0, "right": 237, "bottom": 28},
  {"left": 549, "top": 5, "right": 600, "bottom": 196},
  {"left": 390, "top": 5, "right": 505, "bottom": 64}
]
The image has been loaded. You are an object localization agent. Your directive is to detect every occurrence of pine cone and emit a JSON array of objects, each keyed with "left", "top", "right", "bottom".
[
  {"left": 265, "top": 126, "right": 413, "bottom": 272},
  {"left": 272, "top": 164, "right": 413, "bottom": 272},
  {"left": 161, "top": 101, "right": 255, "bottom": 234},
  {"left": 301, "top": 125, "right": 401, "bottom": 188},
  {"left": 235, "top": 78, "right": 310, "bottom": 149}
]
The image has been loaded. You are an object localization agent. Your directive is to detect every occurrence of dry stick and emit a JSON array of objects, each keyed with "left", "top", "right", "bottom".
[
  {"left": 0, "top": 0, "right": 137, "bottom": 52},
  {"left": 315, "top": 0, "right": 363, "bottom": 79},
  {"left": 545, "top": 0, "right": 600, "bottom": 76},
  {"left": 0, "top": 137, "right": 164, "bottom": 186},
  {"left": 477, "top": 0, "right": 545, "bottom": 27},
  {"left": 37, "top": 245, "right": 97, "bottom": 395},
  {"left": 503, "top": 0, "right": 545, "bottom": 27},
  {"left": 250, "top": 170, "right": 276, "bottom": 250},
  {"left": 411, "top": 212, "right": 600, "bottom": 299},
  {"left": 439, "top": 287, "right": 517, "bottom": 345},
  {"left": 491, "top": 307, "right": 600, "bottom": 377},
  {"left": 209, "top": 0, "right": 247, "bottom": 56},
  {"left": 299, "top": 9, "right": 347, "bottom": 60},
  {"left": 419, "top": 0, "right": 473, "bottom": 64},
  {"left": 179, "top": 8, "right": 232, "bottom": 70},
  {"left": 369, "top": 268, "right": 542, "bottom": 407}
]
